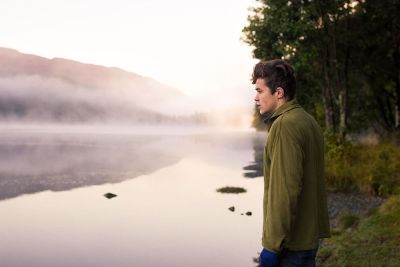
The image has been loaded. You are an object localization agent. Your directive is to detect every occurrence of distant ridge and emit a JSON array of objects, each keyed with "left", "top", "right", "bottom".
[
  {"left": 0, "top": 47, "right": 190, "bottom": 123},
  {"left": 0, "top": 47, "right": 182, "bottom": 99}
]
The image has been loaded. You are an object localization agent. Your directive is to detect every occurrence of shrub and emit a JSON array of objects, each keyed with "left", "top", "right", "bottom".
[{"left": 325, "top": 132, "right": 400, "bottom": 196}]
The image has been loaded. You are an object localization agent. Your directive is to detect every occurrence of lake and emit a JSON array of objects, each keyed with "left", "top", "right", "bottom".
[{"left": 0, "top": 125, "right": 266, "bottom": 267}]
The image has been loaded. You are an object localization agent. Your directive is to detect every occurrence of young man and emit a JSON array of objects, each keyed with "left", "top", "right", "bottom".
[{"left": 253, "top": 59, "right": 330, "bottom": 267}]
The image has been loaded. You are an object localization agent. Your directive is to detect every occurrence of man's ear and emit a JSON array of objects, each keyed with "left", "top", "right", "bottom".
[{"left": 276, "top": 87, "right": 285, "bottom": 99}]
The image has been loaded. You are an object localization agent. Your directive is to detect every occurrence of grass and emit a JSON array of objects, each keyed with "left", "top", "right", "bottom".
[
  {"left": 317, "top": 195, "right": 400, "bottom": 266},
  {"left": 337, "top": 213, "right": 360, "bottom": 229}
]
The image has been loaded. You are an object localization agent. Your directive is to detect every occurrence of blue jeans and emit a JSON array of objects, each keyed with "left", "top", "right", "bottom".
[{"left": 278, "top": 247, "right": 318, "bottom": 267}]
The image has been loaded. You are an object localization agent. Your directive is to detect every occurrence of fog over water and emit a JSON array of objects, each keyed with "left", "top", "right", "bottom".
[
  {"left": 0, "top": 74, "right": 180, "bottom": 123},
  {"left": 0, "top": 75, "right": 252, "bottom": 128},
  {"left": 0, "top": 48, "right": 253, "bottom": 126},
  {"left": 0, "top": 125, "right": 261, "bottom": 201},
  {"left": 0, "top": 129, "right": 176, "bottom": 200},
  {"left": 0, "top": 124, "right": 265, "bottom": 267}
]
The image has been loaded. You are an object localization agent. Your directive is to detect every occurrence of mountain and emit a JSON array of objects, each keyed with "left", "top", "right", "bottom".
[{"left": 0, "top": 47, "right": 187, "bottom": 123}]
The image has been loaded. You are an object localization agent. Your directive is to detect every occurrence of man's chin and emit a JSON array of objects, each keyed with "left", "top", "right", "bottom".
[{"left": 260, "top": 110, "right": 273, "bottom": 120}]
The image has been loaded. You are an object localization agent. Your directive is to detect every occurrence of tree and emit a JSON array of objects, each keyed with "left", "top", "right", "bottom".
[
  {"left": 242, "top": 0, "right": 400, "bottom": 136},
  {"left": 354, "top": 0, "right": 400, "bottom": 132}
]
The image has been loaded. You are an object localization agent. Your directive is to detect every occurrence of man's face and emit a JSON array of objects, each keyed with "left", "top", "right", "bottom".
[{"left": 254, "top": 78, "right": 279, "bottom": 115}]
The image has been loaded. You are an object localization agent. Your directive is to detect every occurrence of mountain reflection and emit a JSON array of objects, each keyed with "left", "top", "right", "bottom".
[
  {"left": 0, "top": 128, "right": 260, "bottom": 201},
  {"left": 0, "top": 132, "right": 182, "bottom": 201}
]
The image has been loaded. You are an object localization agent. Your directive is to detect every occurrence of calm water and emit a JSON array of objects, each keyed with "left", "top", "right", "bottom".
[{"left": 0, "top": 126, "right": 266, "bottom": 267}]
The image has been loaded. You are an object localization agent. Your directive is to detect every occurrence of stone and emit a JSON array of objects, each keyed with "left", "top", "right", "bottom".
[{"left": 104, "top": 192, "right": 117, "bottom": 199}]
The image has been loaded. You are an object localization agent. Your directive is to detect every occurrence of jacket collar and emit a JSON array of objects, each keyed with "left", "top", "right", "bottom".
[{"left": 263, "top": 99, "right": 302, "bottom": 125}]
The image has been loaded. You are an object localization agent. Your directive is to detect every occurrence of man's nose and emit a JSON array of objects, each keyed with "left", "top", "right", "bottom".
[{"left": 254, "top": 93, "right": 259, "bottom": 102}]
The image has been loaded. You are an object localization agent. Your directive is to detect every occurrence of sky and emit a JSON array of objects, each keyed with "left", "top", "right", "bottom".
[{"left": 0, "top": 0, "right": 258, "bottom": 110}]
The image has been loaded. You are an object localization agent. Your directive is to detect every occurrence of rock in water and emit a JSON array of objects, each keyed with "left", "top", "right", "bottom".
[
  {"left": 228, "top": 206, "right": 235, "bottom": 212},
  {"left": 104, "top": 193, "right": 117, "bottom": 199},
  {"left": 246, "top": 211, "right": 252, "bottom": 216}
]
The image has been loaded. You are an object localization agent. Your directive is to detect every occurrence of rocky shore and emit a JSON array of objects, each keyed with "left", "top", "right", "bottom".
[{"left": 327, "top": 192, "right": 384, "bottom": 228}]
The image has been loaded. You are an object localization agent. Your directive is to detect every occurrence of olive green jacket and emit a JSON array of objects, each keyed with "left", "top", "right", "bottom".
[{"left": 262, "top": 99, "right": 330, "bottom": 253}]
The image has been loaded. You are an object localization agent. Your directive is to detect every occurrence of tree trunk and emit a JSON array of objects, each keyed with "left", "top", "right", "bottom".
[
  {"left": 320, "top": 15, "right": 336, "bottom": 133},
  {"left": 322, "top": 51, "right": 335, "bottom": 132},
  {"left": 338, "top": 90, "right": 347, "bottom": 137},
  {"left": 338, "top": 34, "right": 350, "bottom": 138},
  {"left": 392, "top": 47, "right": 400, "bottom": 131},
  {"left": 394, "top": 79, "right": 400, "bottom": 130}
]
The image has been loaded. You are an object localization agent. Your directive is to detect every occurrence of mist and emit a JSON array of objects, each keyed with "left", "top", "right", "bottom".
[
  {"left": 0, "top": 48, "right": 254, "bottom": 129},
  {"left": 0, "top": 74, "right": 252, "bottom": 129},
  {"left": 0, "top": 49, "right": 256, "bottom": 200}
]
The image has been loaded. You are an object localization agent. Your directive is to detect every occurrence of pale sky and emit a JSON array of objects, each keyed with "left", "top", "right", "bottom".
[{"left": 0, "top": 0, "right": 258, "bottom": 109}]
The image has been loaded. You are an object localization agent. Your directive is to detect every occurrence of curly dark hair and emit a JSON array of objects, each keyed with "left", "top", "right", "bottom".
[{"left": 252, "top": 59, "right": 296, "bottom": 101}]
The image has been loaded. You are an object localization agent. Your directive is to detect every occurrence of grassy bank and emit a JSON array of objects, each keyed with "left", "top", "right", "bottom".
[
  {"left": 319, "top": 134, "right": 400, "bottom": 266},
  {"left": 317, "top": 195, "right": 400, "bottom": 266}
]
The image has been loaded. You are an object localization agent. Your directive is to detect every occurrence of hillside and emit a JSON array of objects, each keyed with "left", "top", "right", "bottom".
[{"left": 0, "top": 47, "right": 187, "bottom": 123}]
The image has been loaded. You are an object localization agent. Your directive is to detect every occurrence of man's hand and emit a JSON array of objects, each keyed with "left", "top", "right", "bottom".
[{"left": 259, "top": 248, "right": 279, "bottom": 267}]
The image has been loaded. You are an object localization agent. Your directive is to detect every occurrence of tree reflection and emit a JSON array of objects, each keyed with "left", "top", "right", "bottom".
[{"left": 243, "top": 132, "right": 265, "bottom": 178}]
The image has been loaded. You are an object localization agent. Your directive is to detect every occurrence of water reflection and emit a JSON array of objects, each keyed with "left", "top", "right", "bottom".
[
  {"left": 243, "top": 132, "right": 265, "bottom": 178},
  {"left": 0, "top": 127, "right": 264, "bottom": 267},
  {"left": 0, "top": 132, "right": 184, "bottom": 200},
  {"left": 0, "top": 129, "right": 262, "bottom": 201}
]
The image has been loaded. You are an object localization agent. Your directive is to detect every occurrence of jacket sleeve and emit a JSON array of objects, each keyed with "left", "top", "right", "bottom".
[{"left": 262, "top": 121, "right": 304, "bottom": 253}]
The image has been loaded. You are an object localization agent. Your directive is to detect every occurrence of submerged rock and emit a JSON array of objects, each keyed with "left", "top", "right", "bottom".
[
  {"left": 104, "top": 192, "right": 117, "bottom": 199},
  {"left": 228, "top": 206, "right": 235, "bottom": 212}
]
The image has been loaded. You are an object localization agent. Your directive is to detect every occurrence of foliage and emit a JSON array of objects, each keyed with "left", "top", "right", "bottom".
[
  {"left": 243, "top": 0, "right": 400, "bottom": 135},
  {"left": 317, "top": 195, "right": 400, "bottom": 266},
  {"left": 325, "top": 133, "right": 400, "bottom": 196}
]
